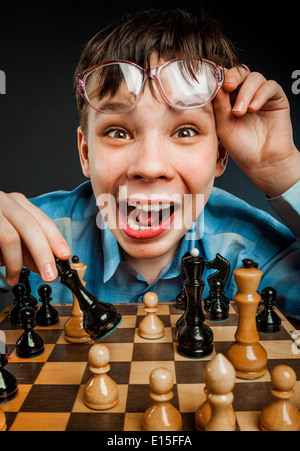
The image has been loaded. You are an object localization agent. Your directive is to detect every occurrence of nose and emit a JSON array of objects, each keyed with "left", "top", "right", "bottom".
[{"left": 126, "top": 133, "right": 175, "bottom": 183}]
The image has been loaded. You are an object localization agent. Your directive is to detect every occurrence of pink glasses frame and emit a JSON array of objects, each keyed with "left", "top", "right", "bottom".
[{"left": 76, "top": 58, "right": 225, "bottom": 113}]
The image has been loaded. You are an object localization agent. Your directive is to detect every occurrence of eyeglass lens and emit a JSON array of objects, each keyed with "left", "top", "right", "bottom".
[{"left": 84, "top": 60, "right": 219, "bottom": 113}]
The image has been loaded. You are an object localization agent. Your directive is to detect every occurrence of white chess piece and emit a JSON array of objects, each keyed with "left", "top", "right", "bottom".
[{"left": 138, "top": 292, "right": 164, "bottom": 339}]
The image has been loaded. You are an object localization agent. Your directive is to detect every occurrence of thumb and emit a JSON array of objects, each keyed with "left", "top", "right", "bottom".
[{"left": 213, "top": 87, "right": 236, "bottom": 141}]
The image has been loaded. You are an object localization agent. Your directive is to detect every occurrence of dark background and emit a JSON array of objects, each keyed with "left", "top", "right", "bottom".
[{"left": 0, "top": 0, "right": 299, "bottom": 221}]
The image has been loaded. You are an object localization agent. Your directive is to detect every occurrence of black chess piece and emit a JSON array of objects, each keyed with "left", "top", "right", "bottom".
[
  {"left": 204, "top": 279, "right": 230, "bottom": 322},
  {"left": 175, "top": 252, "right": 190, "bottom": 311},
  {"left": 206, "top": 253, "right": 231, "bottom": 291},
  {"left": 55, "top": 257, "right": 122, "bottom": 341},
  {"left": 256, "top": 287, "right": 281, "bottom": 333},
  {"left": 36, "top": 284, "right": 59, "bottom": 326},
  {"left": 0, "top": 348, "right": 18, "bottom": 402},
  {"left": 16, "top": 307, "right": 45, "bottom": 358},
  {"left": 10, "top": 283, "right": 27, "bottom": 326},
  {"left": 177, "top": 255, "right": 213, "bottom": 359},
  {"left": 18, "top": 267, "right": 38, "bottom": 309}
]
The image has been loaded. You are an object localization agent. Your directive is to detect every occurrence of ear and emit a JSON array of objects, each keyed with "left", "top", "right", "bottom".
[
  {"left": 215, "top": 140, "right": 228, "bottom": 178},
  {"left": 77, "top": 126, "right": 90, "bottom": 178}
]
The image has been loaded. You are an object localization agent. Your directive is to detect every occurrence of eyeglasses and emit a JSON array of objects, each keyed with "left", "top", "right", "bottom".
[{"left": 77, "top": 58, "right": 224, "bottom": 114}]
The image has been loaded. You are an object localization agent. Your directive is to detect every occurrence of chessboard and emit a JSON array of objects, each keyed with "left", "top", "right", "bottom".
[{"left": 0, "top": 302, "right": 299, "bottom": 431}]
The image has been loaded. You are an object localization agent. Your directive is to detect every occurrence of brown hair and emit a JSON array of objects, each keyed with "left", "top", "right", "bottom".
[{"left": 74, "top": 9, "right": 242, "bottom": 134}]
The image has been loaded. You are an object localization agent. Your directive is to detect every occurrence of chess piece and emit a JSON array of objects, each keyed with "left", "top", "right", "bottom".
[
  {"left": 203, "top": 354, "right": 236, "bottom": 431},
  {"left": 16, "top": 307, "right": 44, "bottom": 358},
  {"left": 18, "top": 267, "right": 38, "bottom": 309},
  {"left": 36, "top": 284, "right": 59, "bottom": 326},
  {"left": 175, "top": 251, "right": 190, "bottom": 311},
  {"left": 177, "top": 251, "right": 213, "bottom": 359},
  {"left": 256, "top": 287, "right": 281, "bottom": 333},
  {"left": 206, "top": 253, "right": 231, "bottom": 291},
  {"left": 142, "top": 367, "right": 182, "bottom": 431},
  {"left": 10, "top": 284, "right": 26, "bottom": 326},
  {"left": 225, "top": 258, "right": 268, "bottom": 379},
  {"left": 0, "top": 350, "right": 18, "bottom": 402},
  {"left": 84, "top": 343, "right": 119, "bottom": 410},
  {"left": 0, "top": 407, "right": 6, "bottom": 431},
  {"left": 204, "top": 279, "right": 230, "bottom": 322},
  {"left": 64, "top": 256, "right": 91, "bottom": 343},
  {"left": 55, "top": 257, "right": 122, "bottom": 341},
  {"left": 138, "top": 292, "right": 164, "bottom": 339},
  {"left": 260, "top": 364, "right": 300, "bottom": 431}
]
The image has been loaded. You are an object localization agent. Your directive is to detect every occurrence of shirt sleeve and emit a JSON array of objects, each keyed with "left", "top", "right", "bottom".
[{"left": 267, "top": 179, "right": 300, "bottom": 242}]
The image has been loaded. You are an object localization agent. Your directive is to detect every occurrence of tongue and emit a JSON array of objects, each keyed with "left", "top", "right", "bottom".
[{"left": 137, "top": 210, "right": 160, "bottom": 227}]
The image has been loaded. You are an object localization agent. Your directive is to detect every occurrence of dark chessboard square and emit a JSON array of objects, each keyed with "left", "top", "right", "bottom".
[
  {"left": 132, "top": 343, "right": 174, "bottom": 361},
  {"left": 48, "top": 343, "right": 92, "bottom": 362},
  {"left": 116, "top": 305, "right": 140, "bottom": 315},
  {"left": 267, "top": 358, "right": 300, "bottom": 374},
  {"left": 20, "top": 385, "right": 80, "bottom": 412},
  {"left": 81, "top": 361, "right": 131, "bottom": 385},
  {"left": 181, "top": 412, "right": 197, "bottom": 431},
  {"left": 66, "top": 412, "right": 125, "bottom": 431},
  {"left": 206, "top": 313, "right": 238, "bottom": 327},
  {"left": 100, "top": 327, "right": 135, "bottom": 344},
  {"left": 214, "top": 341, "right": 235, "bottom": 355},
  {"left": 233, "top": 381, "right": 273, "bottom": 411},
  {"left": 54, "top": 305, "right": 71, "bottom": 316},
  {"left": 258, "top": 327, "right": 291, "bottom": 341},
  {"left": 6, "top": 362, "right": 44, "bottom": 384},
  {"left": 35, "top": 328, "right": 63, "bottom": 344},
  {"left": 126, "top": 384, "right": 179, "bottom": 413},
  {"left": 174, "top": 361, "right": 206, "bottom": 384}
]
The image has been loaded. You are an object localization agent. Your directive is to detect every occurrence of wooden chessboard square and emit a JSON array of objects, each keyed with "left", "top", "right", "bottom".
[
  {"left": 10, "top": 412, "right": 71, "bottom": 431},
  {"left": 100, "top": 326, "right": 136, "bottom": 344},
  {"left": 117, "top": 315, "right": 137, "bottom": 329},
  {"left": 262, "top": 340, "right": 297, "bottom": 359},
  {"left": 233, "top": 381, "right": 273, "bottom": 411},
  {"left": 101, "top": 343, "right": 133, "bottom": 361},
  {"left": 33, "top": 328, "right": 63, "bottom": 344},
  {"left": 5, "top": 361, "right": 44, "bottom": 385},
  {"left": 177, "top": 383, "right": 205, "bottom": 412},
  {"left": 174, "top": 361, "right": 206, "bottom": 384},
  {"left": 34, "top": 362, "right": 87, "bottom": 385},
  {"left": 134, "top": 327, "right": 173, "bottom": 343},
  {"left": 8, "top": 344, "right": 55, "bottom": 363},
  {"left": 235, "top": 411, "right": 261, "bottom": 432},
  {"left": 1, "top": 385, "right": 32, "bottom": 412},
  {"left": 129, "top": 361, "right": 176, "bottom": 384},
  {"left": 19, "top": 384, "right": 80, "bottom": 412},
  {"left": 66, "top": 412, "right": 126, "bottom": 431},
  {"left": 72, "top": 384, "right": 128, "bottom": 414},
  {"left": 47, "top": 343, "right": 93, "bottom": 362},
  {"left": 125, "top": 384, "right": 179, "bottom": 413},
  {"left": 35, "top": 316, "right": 68, "bottom": 330},
  {"left": 211, "top": 325, "right": 236, "bottom": 342},
  {"left": 132, "top": 342, "right": 174, "bottom": 361},
  {"left": 123, "top": 412, "right": 144, "bottom": 431}
]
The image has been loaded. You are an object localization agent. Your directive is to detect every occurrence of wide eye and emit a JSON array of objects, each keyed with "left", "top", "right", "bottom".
[
  {"left": 105, "top": 128, "right": 131, "bottom": 140},
  {"left": 172, "top": 127, "right": 199, "bottom": 139}
]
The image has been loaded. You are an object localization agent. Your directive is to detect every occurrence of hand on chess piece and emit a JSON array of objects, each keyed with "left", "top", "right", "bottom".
[
  {"left": 138, "top": 292, "right": 164, "bottom": 339},
  {"left": 84, "top": 343, "right": 119, "bottom": 410},
  {"left": 260, "top": 364, "right": 300, "bottom": 431},
  {"left": 16, "top": 307, "right": 44, "bottom": 358},
  {"left": 142, "top": 368, "right": 182, "bottom": 431}
]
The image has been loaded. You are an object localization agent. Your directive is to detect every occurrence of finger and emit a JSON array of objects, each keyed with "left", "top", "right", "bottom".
[
  {"left": 248, "top": 79, "right": 287, "bottom": 112},
  {"left": 0, "top": 212, "right": 23, "bottom": 285},
  {"left": 223, "top": 65, "right": 251, "bottom": 92},
  {"left": 231, "top": 72, "right": 267, "bottom": 116},
  {"left": 213, "top": 87, "right": 236, "bottom": 138}
]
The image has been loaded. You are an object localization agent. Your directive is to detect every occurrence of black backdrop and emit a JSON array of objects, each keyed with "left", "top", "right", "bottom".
[{"left": 0, "top": 0, "right": 299, "bottom": 221}]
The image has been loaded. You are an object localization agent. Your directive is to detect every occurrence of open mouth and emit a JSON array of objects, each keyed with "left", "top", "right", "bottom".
[{"left": 118, "top": 200, "right": 179, "bottom": 239}]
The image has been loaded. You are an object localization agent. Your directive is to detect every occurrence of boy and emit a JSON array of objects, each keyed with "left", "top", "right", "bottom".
[{"left": 0, "top": 9, "right": 299, "bottom": 321}]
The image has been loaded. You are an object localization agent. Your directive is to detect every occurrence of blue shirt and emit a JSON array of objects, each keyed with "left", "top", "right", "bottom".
[{"left": 1, "top": 180, "right": 300, "bottom": 320}]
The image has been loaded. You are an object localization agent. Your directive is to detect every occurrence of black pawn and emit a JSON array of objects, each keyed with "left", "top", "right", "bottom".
[
  {"left": 36, "top": 284, "right": 59, "bottom": 326},
  {"left": 177, "top": 255, "right": 213, "bottom": 359},
  {"left": 204, "top": 279, "right": 230, "bottom": 322},
  {"left": 0, "top": 349, "right": 18, "bottom": 402},
  {"left": 18, "top": 267, "right": 38, "bottom": 309},
  {"left": 16, "top": 307, "right": 44, "bottom": 358},
  {"left": 10, "top": 283, "right": 26, "bottom": 326},
  {"left": 256, "top": 287, "right": 281, "bottom": 333}
]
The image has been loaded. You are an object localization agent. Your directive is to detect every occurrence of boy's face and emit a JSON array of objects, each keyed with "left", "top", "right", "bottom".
[{"left": 78, "top": 57, "right": 226, "bottom": 261}]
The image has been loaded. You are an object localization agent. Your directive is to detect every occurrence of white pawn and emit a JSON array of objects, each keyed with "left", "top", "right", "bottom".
[
  {"left": 204, "top": 354, "right": 236, "bottom": 431},
  {"left": 84, "top": 344, "right": 119, "bottom": 410},
  {"left": 138, "top": 292, "right": 164, "bottom": 339},
  {"left": 260, "top": 364, "right": 300, "bottom": 431},
  {"left": 142, "top": 368, "right": 182, "bottom": 431}
]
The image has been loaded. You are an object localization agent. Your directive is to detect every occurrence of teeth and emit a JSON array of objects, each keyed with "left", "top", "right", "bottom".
[
  {"left": 127, "top": 201, "right": 172, "bottom": 212},
  {"left": 127, "top": 216, "right": 151, "bottom": 231}
]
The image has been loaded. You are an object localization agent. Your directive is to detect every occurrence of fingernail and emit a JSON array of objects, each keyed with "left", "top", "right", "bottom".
[
  {"left": 57, "top": 243, "right": 71, "bottom": 257},
  {"left": 42, "top": 263, "right": 57, "bottom": 281},
  {"left": 233, "top": 99, "right": 245, "bottom": 112},
  {"left": 7, "top": 276, "right": 20, "bottom": 286}
]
